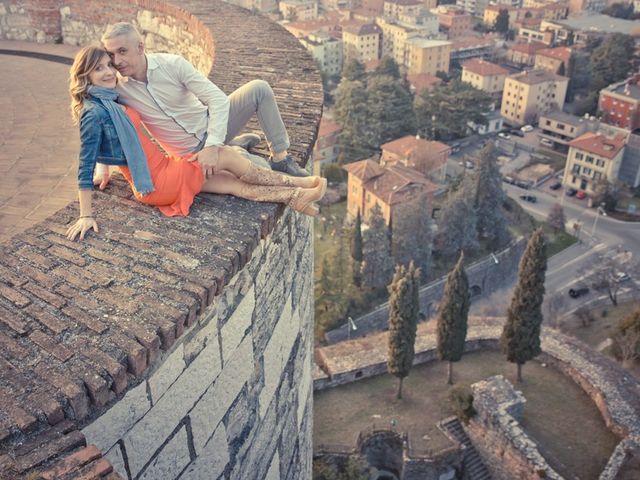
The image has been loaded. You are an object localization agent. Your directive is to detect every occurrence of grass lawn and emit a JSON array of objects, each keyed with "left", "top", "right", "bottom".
[
  {"left": 561, "top": 301, "right": 640, "bottom": 378},
  {"left": 314, "top": 350, "right": 619, "bottom": 480}
]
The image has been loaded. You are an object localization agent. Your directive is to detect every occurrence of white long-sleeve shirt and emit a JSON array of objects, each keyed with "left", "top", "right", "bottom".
[{"left": 116, "top": 53, "right": 230, "bottom": 157}]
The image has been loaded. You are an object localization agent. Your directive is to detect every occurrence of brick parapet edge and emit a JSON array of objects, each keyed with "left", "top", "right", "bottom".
[{"left": 0, "top": 1, "right": 323, "bottom": 478}]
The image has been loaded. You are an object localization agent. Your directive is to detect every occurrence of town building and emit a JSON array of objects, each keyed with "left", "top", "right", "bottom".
[
  {"left": 568, "top": 0, "right": 607, "bottom": 14},
  {"left": 456, "top": 0, "right": 490, "bottom": 16},
  {"left": 534, "top": 46, "right": 571, "bottom": 75},
  {"left": 461, "top": 59, "right": 509, "bottom": 96},
  {"left": 538, "top": 110, "right": 599, "bottom": 151},
  {"left": 500, "top": 69, "right": 569, "bottom": 125},
  {"left": 380, "top": 135, "right": 450, "bottom": 182},
  {"left": 563, "top": 132, "right": 626, "bottom": 193},
  {"left": 342, "top": 23, "right": 382, "bottom": 63},
  {"left": 299, "top": 32, "right": 343, "bottom": 75},
  {"left": 494, "top": 0, "right": 523, "bottom": 7},
  {"left": 517, "top": 26, "right": 554, "bottom": 45},
  {"left": 383, "top": 0, "right": 423, "bottom": 19},
  {"left": 376, "top": 11, "right": 440, "bottom": 68},
  {"left": 279, "top": 0, "right": 318, "bottom": 21},
  {"left": 541, "top": 13, "right": 638, "bottom": 45},
  {"left": 506, "top": 41, "right": 547, "bottom": 66},
  {"left": 407, "top": 73, "right": 443, "bottom": 94},
  {"left": 437, "top": 7, "right": 473, "bottom": 38},
  {"left": 225, "top": 0, "right": 278, "bottom": 13},
  {"left": 406, "top": 37, "right": 452, "bottom": 75},
  {"left": 449, "top": 36, "right": 497, "bottom": 62},
  {"left": 468, "top": 110, "right": 505, "bottom": 135},
  {"left": 598, "top": 76, "right": 640, "bottom": 132},
  {"left": 343, "top": 159, "right": 439, "bottom": 224},
  {"left": 312, "top": 117, "right": 342, "bottom": 175}
]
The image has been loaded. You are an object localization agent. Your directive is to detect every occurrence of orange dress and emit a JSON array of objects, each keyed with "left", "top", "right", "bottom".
[{"left": 118, "top": 107, "right": 205, "bottom": 217}]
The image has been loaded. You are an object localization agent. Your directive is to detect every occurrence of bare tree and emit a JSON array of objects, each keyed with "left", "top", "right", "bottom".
[
  {"left": 581, "top": 251, "right": 639, "bottom": 306},
  {"left": 544, "top": 292, "right": 566, "bottom": 328},
  {"left": 574, "top": 306, "right": 594, "bottom": 327},
  {"left": 614, "top": 330, "right": 640, "bottom": 368}
]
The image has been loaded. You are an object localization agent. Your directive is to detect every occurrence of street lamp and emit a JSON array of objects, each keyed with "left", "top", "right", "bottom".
[{"left": 591, "top": 204, "right": 607, "bottom": 237}]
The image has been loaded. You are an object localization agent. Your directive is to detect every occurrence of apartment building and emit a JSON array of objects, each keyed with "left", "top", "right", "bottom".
[
  {"left": 450, "top": 35, "right": 496, "bottom": 62},
  {"left": 312, "top": 117, "right": 342, "bottom": 175},
  {"left": 568, "top": 0, "right": 607, "bottom": 14},
  {"left": 461, "top": 59, "right": 509, "bottom": 96},
  {"left": 507, "top": 41, "right": 547, "bottom": 66},
  {"left": 376, "top": 13, "right": 439, "bottom": 68},
  {"left": 517, "top": 26, "right": 554, "bottom": 45},
  {"left": 599, "top": 76, "right": 640, "bottom": 132},
  {"left": 538, "top": 110, "right": 599, "bottom": 151},
  {"left": 225, "top": 0, "right": 277, "bottom": 13},
  {"left": 383, "top": 0, "right": 423, "bottom": 19},
  {"left": 406, "top": 38, "right": 451, "bottom": 75},
  {"left": 299, "top": 32, "right": 343, "bottom": 75},
  {"left": 343, "top": 159, "right": 438, "bottom": 225},
  {"left": 279, "top": 0, "right": 318, "bottom": 20},
  {"left": 438, "top": 8, "right": 473, "bottom": 38},
  {"left": 456, "top": 0, "right": 490, "bottom": 16},
  {"left": 380, "top": 135, "right": 450, "bottom": 182},
  {"left": 563, "top": 132, "right": 626, "bottom": 193},
  {"left": 342, "top": 23, "right": 382, "bottom": 63},
  {"left": 534, "top": 46, "right": 571, "bottom": 75},
  {"left": 500, "top": 69, "right": 568, "bottom": 126}
]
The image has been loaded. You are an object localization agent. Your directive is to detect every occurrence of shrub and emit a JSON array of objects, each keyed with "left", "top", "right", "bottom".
[
  {"left": 323, "top": 164, "right": 346, "bottom": 184},
  {"left": 448, "top": 384, "right": 476, "bottom": 424}
]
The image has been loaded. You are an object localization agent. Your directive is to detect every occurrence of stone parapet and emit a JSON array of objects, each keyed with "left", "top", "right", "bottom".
[{"left": 0, "top": 0, "right": 323, "bottom": 479}]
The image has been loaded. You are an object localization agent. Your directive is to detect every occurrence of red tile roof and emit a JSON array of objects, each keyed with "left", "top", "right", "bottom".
[
  {"left": 407, "top": 73, "right": 443, "bottom": 92},
  {"left": 569, "top": 132, "right": 626, "bottom": 160},
  {"left": 462, "top": 59, "right": 509, "bottom": 76},
  {"left": 509, "top": 41, "right": 547, "bottom": 55},
  {"left": 342, "top": 159, "right": 385, "bottom": 181},
  {"left": 367, "top": 164, "right": 439, "bottom": 206},
  {"left": 536, "top": 46, "right": 571, "bottom": 63},
  {"left": 381, "top": 135, "right": 450, "bottom": 157},
  {"left": 318, "top": 117, "right": 341, "bottom": 137}
]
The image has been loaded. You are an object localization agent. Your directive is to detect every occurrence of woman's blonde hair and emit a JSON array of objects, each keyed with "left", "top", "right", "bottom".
[{"left": 69, "top": 45, "right": 111, "bottom": 124}]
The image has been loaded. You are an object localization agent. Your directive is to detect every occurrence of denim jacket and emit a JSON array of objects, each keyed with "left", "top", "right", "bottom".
[{"left": 77, "top": 98, "right": 128, "bottom": 190}]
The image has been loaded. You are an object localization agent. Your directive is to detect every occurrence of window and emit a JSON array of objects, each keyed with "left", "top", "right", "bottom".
[
  {"left": 586, "top": 155, "right": 594, "bottom": 164},
  {"left": 594, "top": 172, "right": 602, "bottom": 181},
  {"left": 557, "top": 124, "right": 565, "bottom": 130},
  {"left": 572, "top": 164, "right": 580, "bottom": 174},
  {"left": 575, "top": 152, "right": 583, "bottom": 160},
  {"left": 596, "top": 159, "right": 605, "bottom": 167},
  {"left": 583, "top": 167, "right": 592, "bottom": 176}
]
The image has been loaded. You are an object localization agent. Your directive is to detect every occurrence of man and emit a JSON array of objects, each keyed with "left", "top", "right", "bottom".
[{"left": 99, "top": 22, "right": 309, "bottom": 183}]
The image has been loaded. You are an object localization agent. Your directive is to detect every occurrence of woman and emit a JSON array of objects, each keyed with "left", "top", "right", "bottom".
[{"left": 66, "top": 46, "right": 325, "bottom": 241}]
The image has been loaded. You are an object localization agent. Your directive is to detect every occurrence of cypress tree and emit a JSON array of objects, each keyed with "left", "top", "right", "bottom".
[
  {"left": 320, "top": 256, "right": 333, "bottom": 297},
  {"left": 352, "top": 210, "right": 363, "bottom": 262},
  {"left": 474, "top": 143, "right": 510, "bottom": 247},
  {"left": 387, "top": 262, "right": 420, "bottom": 399},
  {"left": 437, "top": 252, "right": 470, "bottom": 385},
  {"left": 361, "top": 205, "right": 394, "bottom": 291},
  {"left": 501, "top": 228, "right": 547, "bottom": 382}
]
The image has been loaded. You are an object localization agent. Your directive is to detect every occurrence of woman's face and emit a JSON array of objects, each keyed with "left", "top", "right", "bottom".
[{"left": 88, "top": 55, "right": 117, "bottom": 89}]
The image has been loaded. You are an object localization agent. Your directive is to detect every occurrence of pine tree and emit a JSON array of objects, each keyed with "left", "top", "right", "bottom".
[
  {"left": 361, "top": 204, "right": 394, "bottom": 290},
  {"left": 374, "top": 56, "right": 401, "bottom": 79},
  {"left": 547, "top": 203, "right": 566, "bottom": 232},
  {"left": 342, "top": 58, "right": 366, "bottom": 82},
  {"left": 436, "top": 185, "right": 479, "bottom": 258},
  {"left": 501, "top": 228, "right": 547, "bottom": 382},
  {"left": 392, "top": 193, "right": 433, "bottom": 281},
  {"left": 474, "top": 143, "right": 510, "bottom": 247},
  {"left": 366, "top": 74, "right": 416, "bottom": 148},
  {"left": 494, "top": 9, "right": 510, "bottom": 34},
  {"left": 320, "top": 256, "right": 334, "bottom": 297},
  {"left": 437, "top": 252, "right": 470, "bottom": 385},
  {"left": 387, "top": 262, "right": 420, "bottom": 399},
  {"left": 334, "top": 79, "right": 372, "bottom": 163}
]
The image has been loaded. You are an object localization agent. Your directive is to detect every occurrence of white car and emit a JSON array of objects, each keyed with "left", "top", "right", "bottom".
[
  {"left": 521, "top": 125, "right": 534, "bottom": 133},
  {"left": 498, "top": 132, "right": 511, "bottom": 139},
  {"left": 614, "top": 272, "right": 630, "bottom": 283}
]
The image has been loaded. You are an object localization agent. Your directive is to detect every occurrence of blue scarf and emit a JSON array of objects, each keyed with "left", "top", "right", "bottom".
[{"left": 88, "top": 86, "right": 154, "bottom": 195}]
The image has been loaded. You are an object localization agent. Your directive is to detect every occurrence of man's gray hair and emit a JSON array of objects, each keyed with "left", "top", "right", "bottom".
[{"left": 102, "top": 22, "right": 142, "bottom": 42}]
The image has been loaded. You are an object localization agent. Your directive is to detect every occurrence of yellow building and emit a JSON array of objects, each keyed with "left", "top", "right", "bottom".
[
  {"left": 461, "top": 59, "right": 509, "bottom": 95},
  {"left": 342, "top": 23, "right": 382, "bottom": 63},
  {"left": 406, "top": 38, "right": 451, "bottom": 75},
  {"left": 376, "top": 14, "right": 439, "bottom": 68},
  {"left": 500, "top": 69, "right": 568, "bottom": 126},
  {"left": 562, "top": 132, "right": 626, "bottom": 194}
]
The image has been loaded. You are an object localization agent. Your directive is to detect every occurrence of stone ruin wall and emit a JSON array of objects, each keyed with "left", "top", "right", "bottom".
[{"left": 0, "top": 0, "right": 214, "bottom": 74}]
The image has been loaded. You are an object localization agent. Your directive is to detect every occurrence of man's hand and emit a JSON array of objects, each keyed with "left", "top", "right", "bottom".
[
  {"left": 189, "top": 145, "right": 221, "bottom": 178},
  {"left": 66, "top": 217, "right": 99, "bottom": 241}
]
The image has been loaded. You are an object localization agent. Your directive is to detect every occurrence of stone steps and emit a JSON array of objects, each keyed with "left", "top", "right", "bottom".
[{"left": 441, "top": 417, "right": 492, "bottom": 480}]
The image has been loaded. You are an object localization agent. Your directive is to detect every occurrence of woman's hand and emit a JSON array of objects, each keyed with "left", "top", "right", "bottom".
[
  {"left": 93, "top": 164, "right": 110, "bottom": 190},
  {"left": 66, "top": 217, "right": 99, "bottom": 241}
]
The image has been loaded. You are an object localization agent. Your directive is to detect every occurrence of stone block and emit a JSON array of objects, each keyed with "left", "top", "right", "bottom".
[
  {"left": 149, "top": 344, "right": 186, "bottom": 405},
  {"left": 259, "top": 297, "right": 299, "bottom": 418},
  {"left": 139, "top": 425, "right": 191, "bottom": 480},
  {"left": 104, "top": 444, "right": 126, "bottom": 479},
  {"left": 82, "top": 381, "right": 151, "bottom": 453},
  {"left": 190, "top": 335, "right": 254, "bottom": 454},
  {"left": 220, "top": 285, "right": 255, "bottom": 365},
  {"left": 123, "top": 340, "right": 221, "bottom": 477},
  {"left": 265, "top": 450, "right": 280, "bottom": 480},
  {"left": 297, "top": 340, "right": 313, "bottom": 429},
  {"left": 180, "top": 423, "right": 229, "bottom": 480}
]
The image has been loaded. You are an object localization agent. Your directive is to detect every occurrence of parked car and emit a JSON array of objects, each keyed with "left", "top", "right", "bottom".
[
  {"left": 503, "top": 176, "right": 516, "bottom": 185},
  {"left": 540, "top": 138, "right": 554, "bottom": 147},
  {"left": 510, "top": 130, "right": 525, "bottom": 137},
  {"left": 519, "top": 194, "right": 537, "bottom": 203},
  {"left": 521, "top": 125, "right": 534, "bottom": 133},
  {"left": 498, "top": 132, "right": 511, "bottom": 139},
  {"left": 576, "top": 191, "right": 587, "bottom": 199},
  {"left": 568, "top": 286, "right": 589, "bottom": 298},
  {"left": 614, "top": 272, "right": 630, "bottom": 283},
  {"left": 515, "top": 180, "right": 531, "bottom": 189},
  {"left": 549, "top": 181, "right": 562, "bottom": 190},
  {"left": 566, "top": 188, "right": 577, "bottom": 197}
]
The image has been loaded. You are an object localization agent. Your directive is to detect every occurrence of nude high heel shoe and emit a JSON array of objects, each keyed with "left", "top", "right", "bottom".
[
  {"left": 240, "top": 178, "right": 327, "bottom": 216},
  {"left": 239, "top": 162, "right": 322, "bottom": 189}
]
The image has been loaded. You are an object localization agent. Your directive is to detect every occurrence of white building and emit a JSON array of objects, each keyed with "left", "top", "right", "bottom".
[
  {"left": 279, "top": 0, "right": 318, "bottom": 21},
  {"left": 376, "top": 11, "right": 440, "bottom": 67},
  {"left": 456, "top": 0, "right": 490, "bottom": 17},
  {"left": 299, "top": 32, "right": 343, "bottom": 76}
]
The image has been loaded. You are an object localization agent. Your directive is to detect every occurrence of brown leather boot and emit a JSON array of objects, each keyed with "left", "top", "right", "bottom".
[{"left": 239, "top": 161, "right": 321, "bottom": 189}]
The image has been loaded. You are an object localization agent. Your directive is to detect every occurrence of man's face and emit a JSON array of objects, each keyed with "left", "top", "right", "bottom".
[{"left": 103, "top": 33, "right": 144, "bottom": 78}]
